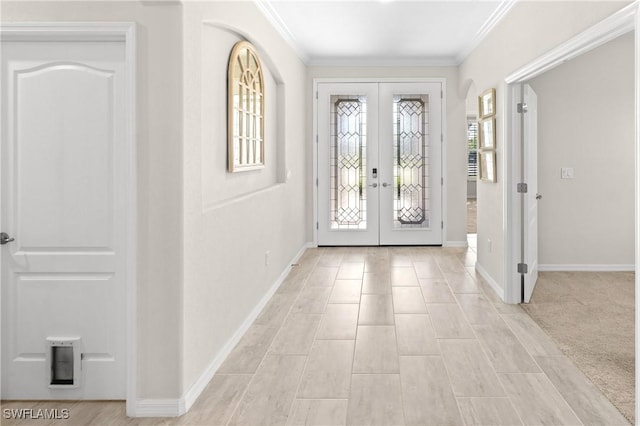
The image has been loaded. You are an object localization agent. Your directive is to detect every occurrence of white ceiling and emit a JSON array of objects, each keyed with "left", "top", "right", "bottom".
[{"left": 255, "top": 0, "right": 516, "bottom": 66}]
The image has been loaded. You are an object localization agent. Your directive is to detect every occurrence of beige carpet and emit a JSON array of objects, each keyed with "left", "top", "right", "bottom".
[{"left": 522, "top": 271, "right": 635, "bottom": 424}]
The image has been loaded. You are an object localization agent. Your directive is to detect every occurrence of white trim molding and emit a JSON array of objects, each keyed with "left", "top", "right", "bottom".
[
  {"left": 475, "top": 262, "right": 504, "bottom": 302},
  {"left": 457, "top": 0, "right": 517, "bottom": 64},
  {"left": 503, "top": 1, "right": 637, "bottom": 304},
  {"left": 505, "top": 1, "right": 636, "bottom": 84},
  {"left": 252, "top": 0, "right": 309, "bottom": 64},
  {"left": 137, "top": 242, "right": 313, "bottom": 418},
  {"left": 445, "top": 241, "right": 468, "bottom": 248},
  {"left": 134, "top": 399, "right": 184, "bottom": 418},
  {"left": 539, "top": 264, "right": 635, "bottom": 272},
  {"left": 0, "top": 21, "right": 138, "bottom": 416}
]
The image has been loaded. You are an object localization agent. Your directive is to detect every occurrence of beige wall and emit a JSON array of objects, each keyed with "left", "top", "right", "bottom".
[
  {"left": 181, "top": 2, "right": 309, "bottom": 392},
  {"left": 307, "top": 67, "right": 468, "bottom": 245},
  {"left": 530, "top": 33, "right": 634, "bottom": 267},
  {"left": 459, "top": 1, "right": 631, "bottom": 292}
]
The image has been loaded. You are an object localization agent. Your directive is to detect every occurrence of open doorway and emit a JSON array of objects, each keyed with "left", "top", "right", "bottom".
[
  {"left": 506, "top": 21, "right": 636, "bottom": 423},
  {"left": 523, "top": 33, "right": 634, "bottom": 422},
  {"left": 465, "top": 83, "right": 478, "bottom": 251}
]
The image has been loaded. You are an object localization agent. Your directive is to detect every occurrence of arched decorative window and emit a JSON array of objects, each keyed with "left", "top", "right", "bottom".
[{"left": 228, "top": 41, "right": 265, "bottom": 172}]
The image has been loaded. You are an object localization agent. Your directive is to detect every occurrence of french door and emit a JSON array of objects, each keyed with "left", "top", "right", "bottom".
[{"left": 317, "top": 81, "right": 443, "bottom": 246}]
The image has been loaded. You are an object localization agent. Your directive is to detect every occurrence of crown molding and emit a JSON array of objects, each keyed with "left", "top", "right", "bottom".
[
  {"left": 505, "top": 0, "right": 636, "bottom": 83},
  {"left": 307, "top": 56, "right": 458, "bottom": 68},
  {"left": 253, "top": 0, "right": 310, "bottom": 64},
  {"left": 254, "top": 0, "right": 517, "bottom": 68},
  {"left": 456, "top": 0, "right": 517, "bottom": 64}
]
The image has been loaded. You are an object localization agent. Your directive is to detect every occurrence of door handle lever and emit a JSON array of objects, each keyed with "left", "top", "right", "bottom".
[
  {"left": 0, "top": 232, "right": 15, "bottom": 245},
  {"left": 382, "top": 182, "right": 392, "bottom": 187},
  {"left": 368, "top": 183, "right": 378, "bottom": 188}
]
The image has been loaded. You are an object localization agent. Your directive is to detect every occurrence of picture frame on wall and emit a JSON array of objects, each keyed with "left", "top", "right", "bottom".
[
  {"left": 478, "top": 88, "right": 496, "bottom": 119},
  {"left": 479, "top": 117, "right": 496, "bottom": 150},
  {"left": 479, "top": 150, "right": 497, "bottom": 182}
]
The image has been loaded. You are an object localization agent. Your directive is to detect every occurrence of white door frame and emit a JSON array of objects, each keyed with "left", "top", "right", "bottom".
[
  {"left": 312, "top": 77, "right": 448, "bottom": 246},
  {"left": 503, "top": 3, "right": 637, "bottom": 304},
  {"left": 503, "top": 1, "right": 639, "bottom": 419},
  {"left": 0, "top": 22, "right": 137, "bottom": 415}
]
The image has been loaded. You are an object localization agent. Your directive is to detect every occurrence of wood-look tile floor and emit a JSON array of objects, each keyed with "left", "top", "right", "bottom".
[{"left": 1, "top": 246, "right": 630, "bottom": 425}]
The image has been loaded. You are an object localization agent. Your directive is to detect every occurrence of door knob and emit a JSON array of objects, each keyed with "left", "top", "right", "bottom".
[
  {"left": 368, "top": 183, "right": 378, "bottom": 188},
  {"left": 382, "top": 182, "right": 392, "bottom": 187},
  {"left": 536, "top": 194, "right": 542, "bottom": 200},
  {"left": 0, "top": 232, "right": 15, "bottom": 245}
]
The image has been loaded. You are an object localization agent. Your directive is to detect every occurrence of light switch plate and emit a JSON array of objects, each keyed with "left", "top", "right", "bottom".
[{"left": 561, "top": 167, "right": 574, "bottom": 179}]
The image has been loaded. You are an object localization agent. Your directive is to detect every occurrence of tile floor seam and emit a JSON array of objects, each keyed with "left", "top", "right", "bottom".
[
  {"left": 497, "top": 310, "right": 594, "bottom": 425},
  {"left": 418, "top": 254, "right": 468, "bottom": 423},
  {"left": 342, "top": 255, "right": 364, "bottom": 424},
  {"left": 393, "top": 260, "right": 428, "bottom": 424},
  {"left": 437, "top": 249, "right": 520, "bottom": 419},
  {"left": 498, "top": 372, "right": 586, "bottom": 426},
  {"left": 225, "top": 255, "right": 320, "bottom": 426},
  {"left": 285, "top": 256, "right": 345, "bottom": 423}
]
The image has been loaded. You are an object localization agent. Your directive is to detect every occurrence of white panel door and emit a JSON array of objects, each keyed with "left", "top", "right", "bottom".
[
  {"left": 317, "top": 81, "right": 442, "bottom": 246},
  {"left": 523, "top": 84, "right": 539, "bottom": 303},
  {"left": 317, "top": 83, "right": 380, "bottom": 246},
  {"left": 379, "top": 82, "right": 442, "bottom": 245},
  {"left": 1, "top": 40, "right": 127, "bottom": 399}
]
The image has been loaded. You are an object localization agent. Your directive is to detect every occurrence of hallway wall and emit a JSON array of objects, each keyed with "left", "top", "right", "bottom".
[
  {"left": 181, "top": 1, "right": 309, "bottom": 397},
  {"left": 307, "top": 66, "right": 468, "bottom": 246},
  {"left": 459, "top": 0, "right": 632, "bottom": 295},
  {"left": 530, "top": 33, "right": 634, "bottom": 268}
]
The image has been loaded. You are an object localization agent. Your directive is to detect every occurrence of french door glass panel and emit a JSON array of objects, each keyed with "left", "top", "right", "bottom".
[
  {"left": 318, "top": 81, "right": 442, "bottom": 246},
  {"left": 331, "top": 96, "right": 368, "bottom": 230},
  {"left": 318, "top": 83, "right": 379, "bottom": 246},
  {"left": 393, "top": 95, "right": 430, "bottom": 229}
]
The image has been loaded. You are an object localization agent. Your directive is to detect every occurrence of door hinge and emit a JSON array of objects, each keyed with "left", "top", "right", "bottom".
[
  {"left": 517, "top": 263, "right": 528, "bottom": 274},
  {"left": 316, "top": 91, "right": 318, "bottom": 100},
  {"left": 441, "top": 221, "right": 444, "bottom": 229},
  {"left": 441, "top": 177, "right": 443, "bottom": 185},
  {"left": 440, "top": 134, "right": 443, "bottom": 143},
  {"left": 316, "top": 134, "right": 318, "bottom": 144},
  {"left": 316, "top": 178, "right": 318, "bottom": 187},
  {"left": 316, "top": 222, "right": 319, "bottom": 230},
  {"left": 517, "top": 103, "right": 528, "bottom": 113},
  {"left": 441, "top": 90, "right": 443, "bottom": 99},
  {"left": 517, "top": 183, "right": 528, "bottom": 193}
]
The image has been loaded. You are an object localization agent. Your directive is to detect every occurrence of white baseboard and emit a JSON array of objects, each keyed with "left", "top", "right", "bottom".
[
  {"left": 132, "top": 242, "right": 312, "bottom": 418},
  {"left": 134, "top": 399, "right": 184, "bottom": 418},
  {"left": 475, "top": 262, "right": 505, "bottom": 302},
  {"left": 539, "top": 264, "right": 634, "bottom": 272},
  {"left": 445, "top": 240, "right": 468, "bottom": 248}
]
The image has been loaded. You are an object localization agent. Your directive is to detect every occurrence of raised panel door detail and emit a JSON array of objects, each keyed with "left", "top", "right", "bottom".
[
  {"left": 2, "top": 39, "right": 127, "bottom": 399},
  {"left": 15, "top": 63, "right": 114, "bottom": 250}
]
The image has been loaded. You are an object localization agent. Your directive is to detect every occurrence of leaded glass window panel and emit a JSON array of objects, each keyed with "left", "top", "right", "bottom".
[
  {"left": 228, "top": 41, "right": 264, "bottom": 172},
  {"left": 392, "top": 95, "right": 430, "bottom": 229},
  {"left": 330, "top": 95, "right": 367, "bottom": 230}
]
